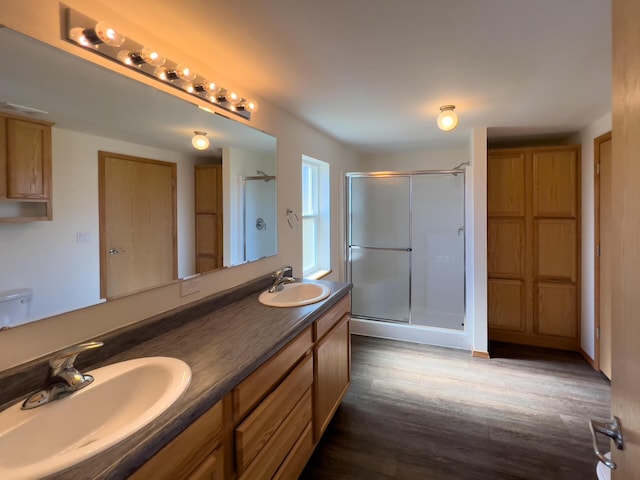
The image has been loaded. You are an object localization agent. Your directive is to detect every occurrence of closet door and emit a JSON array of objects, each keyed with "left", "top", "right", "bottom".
[
  {"left": 532, "top": 149, "right": 579, "bottom": 344},
  {"left": 487, "top": 152, "right": 527, "bottom": 334},
  {"left": 488, "top": 146, "right": 580, "bottom": 350}
]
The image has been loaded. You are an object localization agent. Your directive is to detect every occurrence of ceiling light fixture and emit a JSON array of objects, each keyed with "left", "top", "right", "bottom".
[
  {"left": 65, "top": 8, "right": 258, "bottom": 120},
  {"left": 437, "top": 105, "right": 458, "bottom": 132},
  {"left": 192, "top": 131, "right": 210, "bottom": 150}
]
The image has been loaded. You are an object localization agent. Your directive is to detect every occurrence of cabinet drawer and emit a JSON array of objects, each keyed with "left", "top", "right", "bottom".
[
  {"left": 130, "top": 400, "right": 224, "bottom": 480},
  {"left": 273, "top": 421, "right": 314, "bottom": 480},
  {"left": 239, "top": 388, "right": 312, "bottom": 480},
  {"left": 233, "top": 326, "right": 312, "bottom": 421},
  {"left": 235, "top": 354, "right": 313, "bottom": 473},
  {"left": 314, "top": 294, "right": 350, "bottom": 341}
]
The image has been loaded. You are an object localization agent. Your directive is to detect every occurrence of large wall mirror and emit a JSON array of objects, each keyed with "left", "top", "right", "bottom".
[{"left": 0, "top": 28, "right": 277, "bottom": 326}]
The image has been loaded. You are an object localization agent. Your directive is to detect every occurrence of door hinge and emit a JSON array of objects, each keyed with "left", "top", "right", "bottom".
[
  {"left": 596, "top": 245, "right": 601, "bottom": 257},
  {"left": 596, "top": 162, "right": 601, "bottom": 175},
  {"left": 597, "top": 326, "right": 601, "bottom": 339}
]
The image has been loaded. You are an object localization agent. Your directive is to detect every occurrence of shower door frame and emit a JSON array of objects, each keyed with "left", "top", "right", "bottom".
[{"left": 345, "top": 169, "right": 467, "bottom": 330}]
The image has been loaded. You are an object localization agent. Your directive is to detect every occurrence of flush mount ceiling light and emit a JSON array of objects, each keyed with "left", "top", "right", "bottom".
[
  {"left": 192, "top": 131, "right": 210, "bottom": 150},
  {"left": 437, "top": 105, "right": 458, "bottom": 132},
  {"left": 65, "top": 8, "right": 258, "bottom": 120}
]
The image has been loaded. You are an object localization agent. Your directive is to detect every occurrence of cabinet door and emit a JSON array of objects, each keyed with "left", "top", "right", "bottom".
[
  {"left": 187, "top": 447, "right": 224, "bottom": 480},
  {"left": 314, "top": 315, "right": 350, "bottom": 440},
  {"left": 6, "top": 118, "right": 51, "bottom": 199},
  {"left": 129, "top": 400, "right": 224, "bottom": 480}
]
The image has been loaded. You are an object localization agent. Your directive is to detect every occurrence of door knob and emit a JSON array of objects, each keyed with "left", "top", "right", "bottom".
[
  {"left": 589, "top": 416, "right": 624, "bottom": 469},
  {"left": 108, "top": 248, "right": 125, "bottom": 255}
]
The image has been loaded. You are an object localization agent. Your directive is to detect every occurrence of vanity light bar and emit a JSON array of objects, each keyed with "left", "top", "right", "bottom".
[{"left": 64, "top": 8, "right": 258, "bottom": 120}]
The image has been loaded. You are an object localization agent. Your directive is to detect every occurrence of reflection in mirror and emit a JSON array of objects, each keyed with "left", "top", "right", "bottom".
[{"left": 0, "top": 28, "right": 277, "bottom": 326}]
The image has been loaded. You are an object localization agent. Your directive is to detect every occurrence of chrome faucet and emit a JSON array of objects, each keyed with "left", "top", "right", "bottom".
[
  {"left": 22, "top": 341, "right": 103, "bottom": 410},
  {"left": 268, "top": 268, "right": 296, "bottom": 293}
]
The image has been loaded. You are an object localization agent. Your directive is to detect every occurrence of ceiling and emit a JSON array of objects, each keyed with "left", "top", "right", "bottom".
[
  {"left": 5, "top": 1, "right": 612, "bottom": 154},
  {"left": 112, "top": 0, "right": 612, "bottom": 153}
]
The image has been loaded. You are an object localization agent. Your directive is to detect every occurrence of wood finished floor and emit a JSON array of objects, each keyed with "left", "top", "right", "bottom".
[{"left": 300, "top": 335, "right": 611, "bottom": 480}]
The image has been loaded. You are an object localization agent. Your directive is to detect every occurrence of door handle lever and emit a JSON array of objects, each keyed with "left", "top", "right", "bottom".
[{"left": 589, "top": 416, "right": 624, "bottom": 470}]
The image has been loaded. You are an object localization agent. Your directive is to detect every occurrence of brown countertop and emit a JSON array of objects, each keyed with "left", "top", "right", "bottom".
[{"left": 5, "top": 278, "right": 350, "bottom": 480}]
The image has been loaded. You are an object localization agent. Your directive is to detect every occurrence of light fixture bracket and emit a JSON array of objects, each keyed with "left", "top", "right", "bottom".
[{"left": 64, "top": 8, "right": 253, "bottom": 120}]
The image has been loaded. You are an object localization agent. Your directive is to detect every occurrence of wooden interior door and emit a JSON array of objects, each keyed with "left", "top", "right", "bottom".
[
  {"left": 610, "top": 0, "right": 640, "bottom": 474},
  {"left": 594, "top": 132, "right": 612, "bottom": 379},
  {"left": 488, "top": 146, "right": 580, "bottom": 350},
  {"left": 99, "top": 152, "right": 177, "bottom": 299},
  {"left": 195, "top": 164, "right": 223, "bottom": 273}
]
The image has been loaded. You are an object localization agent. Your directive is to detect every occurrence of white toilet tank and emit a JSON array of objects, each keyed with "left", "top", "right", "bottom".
[{"left": 0, "top": 288, "right": 33, "bottom": 328}]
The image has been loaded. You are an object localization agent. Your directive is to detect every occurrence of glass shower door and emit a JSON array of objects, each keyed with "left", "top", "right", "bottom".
[
  {"left": 348, "top": 175, "right": 411, "bottom": 323},
  {"left": 410, "top": 173, "right": 465, "bottom": 330}
]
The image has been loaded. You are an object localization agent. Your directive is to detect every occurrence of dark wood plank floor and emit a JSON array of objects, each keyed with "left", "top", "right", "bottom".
[{"left": 301, "top": 335, "right": 611, "bottom": 480}]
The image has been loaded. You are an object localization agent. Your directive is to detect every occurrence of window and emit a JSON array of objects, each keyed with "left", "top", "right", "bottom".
[{"left": 302, "top": 156, "right": 330, "bottom": 278}]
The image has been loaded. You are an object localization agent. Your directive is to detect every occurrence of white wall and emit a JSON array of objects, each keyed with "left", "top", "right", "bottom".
[
  {"left": 469, "top": 128, "right": 488, "bottom": 354},
  {"left": 0, "top": 0, "right": 362, "bottom": 369},
  {"left": 0, "top": 127, "right": 198, "bottom": 325},
  {"left": 360, "top": 144, "right": 469, "bottom": 171},
  {"left": 569, "top": 112, "right": 612, "bottom": 360}
]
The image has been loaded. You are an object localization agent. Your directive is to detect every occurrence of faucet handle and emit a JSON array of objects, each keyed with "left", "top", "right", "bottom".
[{"left": 49, "top": 341, "right": 103, "bottom": 376}]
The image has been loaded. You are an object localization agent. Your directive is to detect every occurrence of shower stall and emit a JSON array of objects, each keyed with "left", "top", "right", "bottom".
[
  {"left": 241, "top": 173, "right": 277, "bottom": 263},
  {"left": 346, "top": 168, "right": 468, "bottom": 348}
]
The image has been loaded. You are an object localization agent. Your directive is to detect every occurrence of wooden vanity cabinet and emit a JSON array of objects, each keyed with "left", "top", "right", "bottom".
[
  {"left": 128, "top": 292, "right": 351, "bottom": 480},
  {"left": 313, "top": 294, "right": 351, "bottom": 440},
  {"left": 0, "top": 112, "right": 53, "bottom": 221},
  {"left": 233, "top": 326, "right": 313, "bottom": 480},
  {"left": 129, "top": 398, "right": 227, "bottom": 480}
]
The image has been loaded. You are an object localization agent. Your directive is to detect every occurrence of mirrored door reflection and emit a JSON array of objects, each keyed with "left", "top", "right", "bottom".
[{"left": 243, "top": 175, "right": 277, "bottom": 263}]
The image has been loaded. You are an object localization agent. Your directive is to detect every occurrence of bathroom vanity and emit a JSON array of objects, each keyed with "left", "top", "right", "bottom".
[{"left": 0, "top": 275, "right": 351, "bottom": 479}]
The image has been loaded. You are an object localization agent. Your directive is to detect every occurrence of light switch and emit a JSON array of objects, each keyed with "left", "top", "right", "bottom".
[{"left": 76, "top": 232, "right": 90, "bottom": 243}]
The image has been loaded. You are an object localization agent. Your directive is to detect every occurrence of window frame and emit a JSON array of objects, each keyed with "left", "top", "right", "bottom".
[{"left": 302, "top": 156, "right": 330, "bottom": 278}]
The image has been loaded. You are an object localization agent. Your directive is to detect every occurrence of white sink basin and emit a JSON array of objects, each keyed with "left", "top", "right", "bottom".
[
  {"left": 259, "top": 282, "right": 330, "bottom": 307},
  {"left": 0, "top": 356, "right": 191, "bottom": 480}
]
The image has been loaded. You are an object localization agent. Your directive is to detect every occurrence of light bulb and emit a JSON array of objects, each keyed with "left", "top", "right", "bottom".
[
  {"left": 116, "top": 50, "right": 134, "bottom": 65},
  {"left": 91, "top": 22, "right": 125, "bottom": 47},
  {"left": 153, "top": 67, "right": 168, "bottom": 80},
  {"left": 437, "top": 105, "right": 458, "bottom": 132},
  {"left": 242, "top": 99, "right": 259, "bottom": 113},
  {"left": 192, "top": 132, "right": 209, "bottom": 150},
  {"left": 195, "top": 81, "right": 219, "bottom": 95},
  {"left": 69, "top": 27, "right": 91, "bottom": 47},
  {"left": 224, "top": 90, "right": 241, "bottom": 105},
  {"left": 176, "top": 64, "right": 197, "bottom": 82},
  {"left": 140, "top": 48, "right": 165, "bottom": 67}
]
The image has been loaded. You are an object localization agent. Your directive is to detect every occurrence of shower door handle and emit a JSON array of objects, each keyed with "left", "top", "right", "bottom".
[
  {"left": 348, "top": 245, "right": 412, "bottom": 252},
  {"left": 589, "top": 416, "right": 624, "bottom": 470}
]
